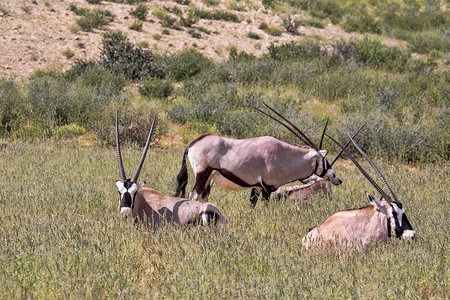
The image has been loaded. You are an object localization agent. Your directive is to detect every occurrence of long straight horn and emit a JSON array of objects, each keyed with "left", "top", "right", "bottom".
[
  {"left": 319, "top": 117, "right": 329, "bottom": 149},
  {"left": 249, "top": 104, "right": 311, "bottom": 146},
  {"left": 131, "top": 115, "right": 157, "bottom": 183},
  {"left": 326, "top": 134, "right": 392, "bottom": 202},
  {"left": 348, "top": 134, "right": 398, "bottom": 203},
  {"left": 330, "top": 124, "right": 365, "bottom": 166},
  {"left": 115, "top": 111, "right": 127, "bottom": 181},
  {"left": 262, "top": 102, "right": 320, "bottom": 150}
]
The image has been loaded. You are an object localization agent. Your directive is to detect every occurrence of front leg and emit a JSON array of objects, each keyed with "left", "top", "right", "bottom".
[{"left": 250, "top": 188, "right": 260, "bottom": 208}]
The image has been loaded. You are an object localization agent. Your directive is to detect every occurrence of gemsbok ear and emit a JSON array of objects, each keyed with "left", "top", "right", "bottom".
[
  {"left": 318, "top": 150, "right": 328, "bottom": 157},
  {"left": 137, "top": 181, "right": 146, "bottom": 189},
  {"left": 366, "top": 191, "right": 383, "bottom": 208}
]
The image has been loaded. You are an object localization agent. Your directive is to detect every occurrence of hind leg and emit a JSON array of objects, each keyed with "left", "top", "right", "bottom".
[
  {"left": 189, "top": 168, "right": 213, "bottom": 202},
  {"left": 250, "top": 188, "right": 260, "bottom": 208}
]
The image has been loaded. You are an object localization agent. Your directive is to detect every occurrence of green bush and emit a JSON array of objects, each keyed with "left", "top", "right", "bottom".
[
  {"left": 53, "top": 123, "right": 86, "bottom": 138},
  {"left": 193, "top": 9, "right": 239, "bottom": 22},
  {"left": 267, "top": 41, "right": 322, "bottom": 61},
  {"left": 0, "top": 80, "right": 27, "bottom": 135},
  {"left": 75, "top": 8, "right": 114, "bottom": 32},
  {"left": 129, "top": 20, "right": 143, "bottom": 31},
  {"left": 343, "top": 12, "right": 381, "bottom": 34},
  {"left": 130, "top": 3, "right": 148, "bottom": 21},
  {"left": 99, "top": 31, "right": 164, "bottom": 80},
  {"left": 247, "top": 32, "right": 261, "bottom": 39},
  {"left": 407, "top": 30, "right": 450, "bottom": 54},
  {"left": 138, "top": 78, "right": 174, "bottom": 99},
  {"left": 167, "top": 49, "right": 212, "bottom": 81}
]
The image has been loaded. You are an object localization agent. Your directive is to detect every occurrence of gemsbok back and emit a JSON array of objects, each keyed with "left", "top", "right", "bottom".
[
  {"left": 114, "top": 112, "right": 227, "bottom": 227},
  {"left": 302, "top": 134, "right": 416, "bottom": 252},
  {"left": 174, "top": 102, "right": 361, "bottom": 207}
]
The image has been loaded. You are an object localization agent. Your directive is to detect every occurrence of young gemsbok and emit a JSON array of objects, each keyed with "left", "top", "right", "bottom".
[
  {"left": 174, "top": 102, "right": 361, "bottom": 207},
  {"left": 272, "top": 175, "right": 332, "bottom": 203},
  {"left": 302, "top": 134, "right": 416, "bottom": 252},
  {"left": 114, "top": 112, "right": 227, "bottom": 227}
]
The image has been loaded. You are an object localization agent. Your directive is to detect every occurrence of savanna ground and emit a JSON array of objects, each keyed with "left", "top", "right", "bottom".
[{"left": 0, "top": 141, "right": 448, "bottom": 298}]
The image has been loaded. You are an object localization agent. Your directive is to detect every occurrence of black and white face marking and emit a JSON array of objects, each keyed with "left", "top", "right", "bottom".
[
  {"left": 319, "top": 158, "right": 342, "bottom": 186},
  {"left": 116, "top": 180, "right": 144, "bottom": 217},
  {"left": 387, "top": 201, "right": 416, "bottom": 240}
]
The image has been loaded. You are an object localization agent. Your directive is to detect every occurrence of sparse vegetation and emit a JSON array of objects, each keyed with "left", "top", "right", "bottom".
[
  {"left": 129, "top": 3, "right": 148, "bottom": 21},
  {"left": 72, "top": 6, "right": 115, "bottom": 32},
  {"left": 62, "top": 48, "right": 75, "bottom": 59},
  {"left": 247, "top": 32, "right": 261, "bottom": 39},
  {"left": 129, "top": 20, "right": 143, "bottom": 31}
]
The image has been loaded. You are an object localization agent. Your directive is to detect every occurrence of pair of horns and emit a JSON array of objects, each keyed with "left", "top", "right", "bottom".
[
  {"left": 249, "top": 102, "right": 321, "bottom": 150},
  {"left": 249, "top": 102, "right": 363, "bottom": 165},
  {"left": 326, "top": 133, "right": 398, "bottom": 204},
  {"left": 116, "top": 111, "right": 157, "bottom": 183}
]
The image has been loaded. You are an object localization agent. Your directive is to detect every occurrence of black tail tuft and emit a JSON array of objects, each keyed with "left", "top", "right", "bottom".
[{"left": 173, "top": 147, "right": 189, "bottom": 197}]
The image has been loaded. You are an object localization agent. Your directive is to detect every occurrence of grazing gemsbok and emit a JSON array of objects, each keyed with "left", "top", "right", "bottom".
[
  {"left": 174, "top": 103, "right": 358, "bottom": 207},
  {"left": 273, "top": 175, "right": 332, "bottom": 202},
  {"left": 115, "top": 112, "right": 227, "bottom": 227},
  {"left": 302, "top": 135, "right": 416, "bottom": 251}
]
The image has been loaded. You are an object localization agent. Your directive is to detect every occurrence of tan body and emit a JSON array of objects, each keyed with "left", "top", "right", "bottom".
[
  {"left": 131, "top": 187, "right": 227, "bottom": 227},
  {"left": 189, "top": 135, "right": 320, "bottom": 191},
  {"left": 273, "top": 180, "right": 332, "bottom": 202},
  {"left": 302, "top": 201, "right": 390, "bottom": 251}
]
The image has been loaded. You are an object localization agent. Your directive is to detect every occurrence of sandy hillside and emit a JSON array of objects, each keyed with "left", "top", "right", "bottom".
[{"left": 0, "top": 0, "right": 373, "bottom": 80}]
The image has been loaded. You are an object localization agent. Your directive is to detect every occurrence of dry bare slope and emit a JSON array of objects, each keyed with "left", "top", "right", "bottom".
[{"left": 0, "top": 0, "right": 370, "bottom": 80}]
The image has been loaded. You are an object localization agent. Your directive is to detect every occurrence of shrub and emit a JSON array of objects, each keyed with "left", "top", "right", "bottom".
[
  {"left": 152, "top": 8, "right": 177, "bottom": 28},
  {"left": 53, "top": 123, "right": 86, "bottom": 138},
  {"left": 0, "top": 80, "right": 27, "bottom": 135},
  {"left": 193, "top": 9, "right": 239, "bottom": 22},
  {"left": 167, "top": 49, "right": 211, "bottom": 81},
  {"left": 343, "top": 12, "right": 381, "bottom": 34},
  {"left": 85, "top": 0, "right": 102, "bottom": 4},
  {"left": 130, "top": 3, "right": 148, "bottom": 21},
  {"left": 267, "top": 41, "right": 322, "bottom": 61},
  {"left": 139, "top": 78, "right": 174, "bottom": 99},
  {"left": 63, "top": 49, "right": 75, "bottom": 59},
  {"left": 129, "top": 20, "right": 143, "bottom": 31},
  {"left": 75, "top": 8, "right": 114, "bottom": 32},
  {"left": 259, "top": 23, "right": 283, "bottom": 36},
  {"left": 247, "top": 32, "right": 261, "bottom": 39},
  {"left": 281, "top": 14, "right": 301, "bottom": 35},
  {"left": 99, "top": 31, "right": 163, "bottom": 80},
  {"left": 407, "top": 30, "right": 450, "bottom": 54}
]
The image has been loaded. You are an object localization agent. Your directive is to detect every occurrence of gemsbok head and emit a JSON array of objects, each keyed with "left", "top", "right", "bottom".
[
  {"left": 273, "top": 175, "right": 332, "bottom": 203},
  {"left": 174, "top": 102, "right": 361, "bottom": 207},
  {"left": 302, "top": 134, "right": 416, "bottom": 251},
  {"left": 115, "top": 112, "right": 227, "bottom": 227}
]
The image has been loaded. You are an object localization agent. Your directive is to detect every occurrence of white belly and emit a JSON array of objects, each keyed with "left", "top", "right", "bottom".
[{"left": 211, "top": 171, "right": 250, "bottom": 191}]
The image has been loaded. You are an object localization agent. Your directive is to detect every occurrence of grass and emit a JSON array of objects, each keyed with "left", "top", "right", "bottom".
[{"left": 0, "top": 141, "right": 448, "bottom": 298}]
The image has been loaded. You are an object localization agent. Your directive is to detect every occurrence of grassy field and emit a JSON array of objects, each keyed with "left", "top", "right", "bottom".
[{"left": 0, "top": 140, "right": 448, "bottom": 298}]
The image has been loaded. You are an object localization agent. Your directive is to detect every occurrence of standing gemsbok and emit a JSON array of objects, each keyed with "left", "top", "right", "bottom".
[
  {"left": 302, "top": 134, "right": 416, "bottom": 251},
  {"left": 114, "top": 112, "right": 227, "bottom": 227},
  {"left": 174, "top": 103, "right": 360, "bottom": 207}
]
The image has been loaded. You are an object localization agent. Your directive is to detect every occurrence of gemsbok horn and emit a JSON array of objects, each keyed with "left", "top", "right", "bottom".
[
  {"left": 174, "top": 102, "right": 360, "bottom": 207},
  {"left": 302, "top": 134, "right": 416, "bottom": 251},
  {"left": 115, "top": 111, "right": 227, "bottom": 227}
]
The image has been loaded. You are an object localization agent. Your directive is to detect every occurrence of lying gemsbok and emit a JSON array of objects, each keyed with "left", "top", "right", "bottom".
[
  {"left": 175, "top": 102, "right": 357, "bottom": 207},
  {"left": 114, "top": 112, "right": 227, "bottom": 227},
  {"left": 302, "top": 134, "right": 416, "bottom": 251},
  {"left": 272, "top": 175, "right": 332, "bottom": 202}
]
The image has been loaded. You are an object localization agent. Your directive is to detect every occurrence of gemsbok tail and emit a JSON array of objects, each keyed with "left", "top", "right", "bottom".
[{"left": 174, "top": 147, "right": 189, "bottom": 197}]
